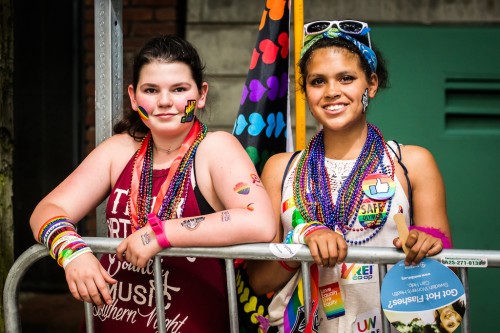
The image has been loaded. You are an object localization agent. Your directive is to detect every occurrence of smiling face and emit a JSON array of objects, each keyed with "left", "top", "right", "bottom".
[
  {"left": 439, "top": 306, "right": 462, "bottom": 332},
  {"left": 128, "top": 61, "right": 208, "bottom": 136},
  {"left": 304, "top": 46, "right": 378, "bottom": 133}
]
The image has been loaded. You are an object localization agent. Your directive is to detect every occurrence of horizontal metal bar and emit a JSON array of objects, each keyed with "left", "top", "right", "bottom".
[
  {"left": 83, "top": 237, "right": 500, "bottom": 267},
  {"left": 6, "top": 239, "right": 499, "bottom": 332}
]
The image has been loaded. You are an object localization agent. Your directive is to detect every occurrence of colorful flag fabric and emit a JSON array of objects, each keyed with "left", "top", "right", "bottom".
[
  {"left": 284, "top": 264, "right": 320, "bottom": 333},
  {"left": 232, "top": 0, "right": 291, "bottom": 175},
  {"left": 234, "top": 1, "right": 291, "bottom": 332}
]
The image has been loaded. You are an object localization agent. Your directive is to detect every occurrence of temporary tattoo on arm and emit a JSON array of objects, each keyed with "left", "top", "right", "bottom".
[
  {"left": 181, "top": 217, "right": 205, "bottom": 230},
  {"left": 181, "top": 100, "right": 196, "bottom": 123},
  {"left": 233, "top": 182, "right": 250, "bottom": 195},
  {"left": 141, "top": 232, "right": 152, "bottom": 245},
  {"left": 250, "top": 173, "right": 264, "bottom": 187},
  {"left": 246, "top": 203, "right": 255, "bottom": 211},
  {"left": 221, "top": 210, "right": 231, "bottom": 222}
]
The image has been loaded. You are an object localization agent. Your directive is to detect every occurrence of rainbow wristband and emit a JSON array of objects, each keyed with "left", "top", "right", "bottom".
[
  {"left": 38, "top": 216, "right": 92, "bottom": 267},
  {"left": 62, "top": 247, "right": 93, "bottom": 269}
]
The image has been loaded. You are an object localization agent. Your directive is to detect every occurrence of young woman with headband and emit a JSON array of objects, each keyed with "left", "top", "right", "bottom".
[{"left": 246, "top": 20, "right": 452, "bottom": 332}]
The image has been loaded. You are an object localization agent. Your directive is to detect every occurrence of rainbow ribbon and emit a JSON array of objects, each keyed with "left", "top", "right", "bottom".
[{"left": 283, "top": 264, "right": 319, "bottom": 332}]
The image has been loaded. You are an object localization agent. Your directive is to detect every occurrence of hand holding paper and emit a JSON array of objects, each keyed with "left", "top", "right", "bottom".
[{"left": 394, "top": 206, "right": 409, "bottom": 254}]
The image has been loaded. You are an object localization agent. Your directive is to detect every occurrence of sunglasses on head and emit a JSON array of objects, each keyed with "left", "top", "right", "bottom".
[{"left": 303, "top": 20, "right": 371, "bottom": 48}]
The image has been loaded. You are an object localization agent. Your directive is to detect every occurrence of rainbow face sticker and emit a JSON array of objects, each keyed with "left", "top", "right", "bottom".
[
  {"left": 137, "top": 105, "right": 149, "bottom": 121},
  {"left": 361, "top": 173, "right": 395, "bottom": 201},
  {"left": 233, "top": 182, "right": 250, "bottom": 195},
  {"left": 181, "top": 100, "right": 196, "bottom": 123}
]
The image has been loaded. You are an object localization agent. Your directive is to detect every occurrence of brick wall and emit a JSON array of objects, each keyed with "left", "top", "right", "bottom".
[{"left": 82, "top": 0, "right": 182, "bottom": 234}]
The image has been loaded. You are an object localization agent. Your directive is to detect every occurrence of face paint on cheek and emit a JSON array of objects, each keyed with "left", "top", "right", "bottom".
[
  {"left": 181, "top": 100, "right": 196, "bottom": 123},
  {"left": 137, "top": 105, "right": 149, "bottom": 121},
  {"left": 362, "top": 88, "right": 369, "bottom": 114}
]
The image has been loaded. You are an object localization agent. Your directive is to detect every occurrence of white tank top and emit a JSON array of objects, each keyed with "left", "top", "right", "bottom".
[{"left": 279, "top": 142, "right": 409, "bottom": 333}]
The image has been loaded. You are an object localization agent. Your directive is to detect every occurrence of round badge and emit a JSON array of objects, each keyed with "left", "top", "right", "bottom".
[
  {"left": 269, "top": 243, "right": 302, "bottom": 259},
  {"left": 362, "top": 173, "right": 396, "bottom": 200},
  {"left": 357, "top": 197, "right": 388, "bottom": 227},
  {"left": 380, "top": 258, "right": 466, "bottom": 333}
]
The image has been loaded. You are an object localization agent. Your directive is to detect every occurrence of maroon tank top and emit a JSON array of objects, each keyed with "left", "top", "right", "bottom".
[{"left": 81, "top": 154, "right": 229, "bottom": 333}]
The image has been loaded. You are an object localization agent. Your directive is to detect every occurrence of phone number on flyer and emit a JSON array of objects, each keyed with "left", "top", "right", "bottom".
[{"left": 441, "top": 257, "right": 488, "bottom": 268}]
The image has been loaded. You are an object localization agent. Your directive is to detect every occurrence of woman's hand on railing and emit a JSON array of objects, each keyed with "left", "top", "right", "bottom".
[
  {"left": 393, "top": 229, "right": 444, "bottom": 266},
  {"left": 64, "top": 252, "right": 117, "bottom": 307},
  {"left": 305, "top": 229, "right": 347, "bottom": 268},
  {"left": 116, "top": 225, "right": 162, "bottom": 268}
]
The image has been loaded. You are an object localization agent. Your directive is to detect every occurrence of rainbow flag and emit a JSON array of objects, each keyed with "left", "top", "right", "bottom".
[
  {"left": 234, "top": 2, "right": 291, "bottom": 332},
  {"left": 284, "top": 264, "right": 319, "bottom": 332},
  {"left": 232, "top": 0, "right": 292, "bottom": 175}
]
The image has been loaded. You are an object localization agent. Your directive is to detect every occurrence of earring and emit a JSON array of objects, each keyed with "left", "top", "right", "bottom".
[{"left": 362, "top": 89, "right": 369, "bottom": 114}]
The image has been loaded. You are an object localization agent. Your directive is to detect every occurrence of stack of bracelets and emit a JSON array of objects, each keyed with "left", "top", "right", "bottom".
[
  {"left": 38, "top": 216, "right": 92, "bottom": 268},
  {"left": 283, "top": 220, "right": 343, "bottom": 245}
]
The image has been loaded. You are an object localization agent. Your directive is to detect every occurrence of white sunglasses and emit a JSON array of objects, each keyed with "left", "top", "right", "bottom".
[{"left": 303, "top": 20, "right": 371, "bottom": 48}]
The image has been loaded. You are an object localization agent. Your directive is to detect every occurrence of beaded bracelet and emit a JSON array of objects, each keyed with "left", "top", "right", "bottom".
[
  {"left": 409, "top": 226, "right": 452, "bottom": 249},
  {"left": 38, "top": 216, "right": 92, "bottom": 268}
]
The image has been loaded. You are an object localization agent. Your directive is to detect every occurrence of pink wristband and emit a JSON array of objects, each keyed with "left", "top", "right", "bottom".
[
  {"left": 147, "top": 213, "right": 171, "bottom": 248},
  {"left": 409, "top": 226, "right": 452, "bottom": 249}
]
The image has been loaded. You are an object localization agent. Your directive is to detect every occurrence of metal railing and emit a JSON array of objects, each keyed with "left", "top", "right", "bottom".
[{"left": 5, "top": 237, "right": 500, "bottom": 333}]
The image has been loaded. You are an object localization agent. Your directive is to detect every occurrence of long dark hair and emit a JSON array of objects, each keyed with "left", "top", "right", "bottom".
[{"left": 113, "top": 35, "right": 206, "bottom": 140}]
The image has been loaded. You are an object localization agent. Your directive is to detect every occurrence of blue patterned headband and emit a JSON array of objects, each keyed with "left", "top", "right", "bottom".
[{"left": 300, "top": 28, "right": 378, "bottom": 73}]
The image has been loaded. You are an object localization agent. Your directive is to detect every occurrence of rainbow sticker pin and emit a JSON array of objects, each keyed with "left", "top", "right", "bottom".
[{"left": 361, "top": 173, "right": 395, "bottom": 201}]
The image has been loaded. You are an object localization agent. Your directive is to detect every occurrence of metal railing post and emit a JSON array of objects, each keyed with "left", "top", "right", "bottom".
[
  {"left": 225, "top": 259, "right": 239, "bottom": 333},
  {"left": 94, "top": 0, "right": 123, "bottom": 237},
  {"left": 3, "top": 244, "right": 48, "bottom": 333}
]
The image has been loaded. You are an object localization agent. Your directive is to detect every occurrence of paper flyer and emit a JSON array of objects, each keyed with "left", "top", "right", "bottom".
[{"left": 381, "top": 258, "right": 466, "bottom": 332}]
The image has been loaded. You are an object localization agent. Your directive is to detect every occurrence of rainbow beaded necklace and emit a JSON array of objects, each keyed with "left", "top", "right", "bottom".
[
  {"left": 128, "top": 119, "right": 207, "bottom": 232},
  {"left": 292, "top": 123, "right": 395, "bottom": 244}
]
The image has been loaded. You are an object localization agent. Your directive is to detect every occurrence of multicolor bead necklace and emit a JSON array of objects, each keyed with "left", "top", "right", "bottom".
[
  {"left": 293, "top": 123, "right": 395, "bottom": 244},
  {"left": 128, "top": 119, "right": 207, "bottom": 231}
]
